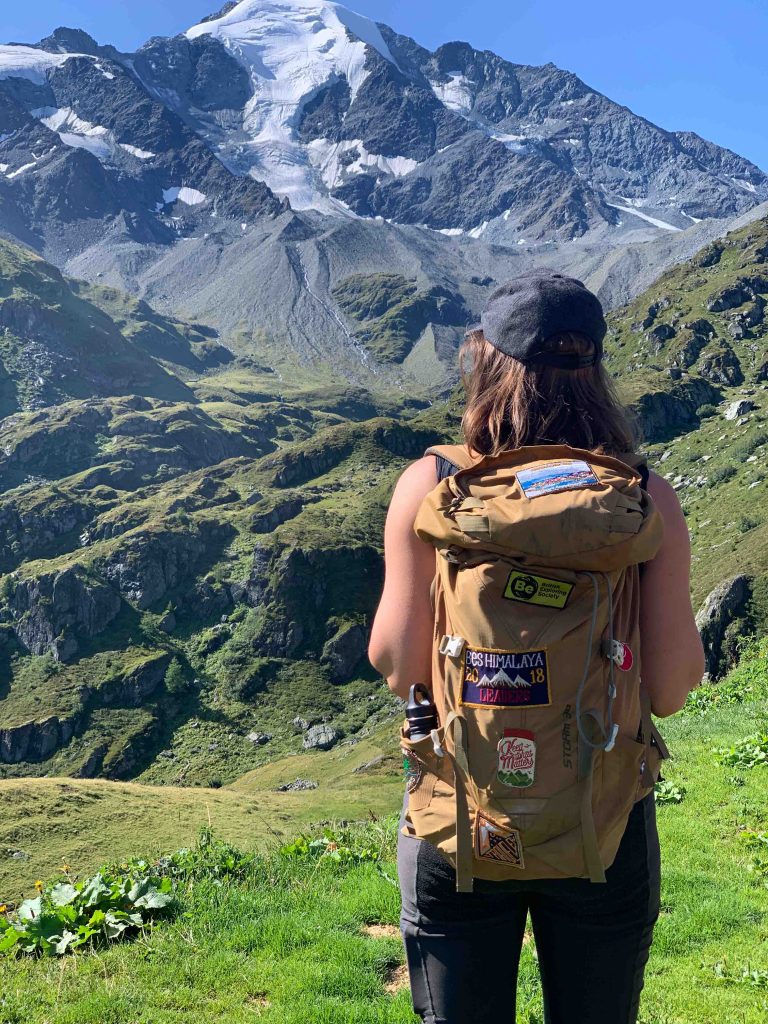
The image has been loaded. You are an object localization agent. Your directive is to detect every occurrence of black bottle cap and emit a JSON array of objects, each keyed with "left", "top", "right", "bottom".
[{"left": 405, "top": 684, "right": 438, "bottom": 739}]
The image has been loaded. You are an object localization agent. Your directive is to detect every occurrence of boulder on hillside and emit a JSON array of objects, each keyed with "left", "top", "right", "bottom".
[
  {"left": 321, "top": 623, "right": 367, "bottom": 683},
  {"left": 303, "top": 724, "right": 342, "bottom": 750},
  {"left": 696, "top": 575, "right": 753, "bottom": 680},
  {"left": 246, "top": 731, "right": 272, "bottom": 746},
  {"left": 723, "top": 399, "right": 757, "bottom": 421}
]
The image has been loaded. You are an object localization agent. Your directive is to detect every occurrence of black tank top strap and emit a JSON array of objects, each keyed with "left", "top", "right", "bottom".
[{"left": 434, "top": 454, "right": 460, "bottom": 483}]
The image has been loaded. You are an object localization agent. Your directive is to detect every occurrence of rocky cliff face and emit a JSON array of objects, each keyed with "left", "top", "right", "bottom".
[{"left": 4, "top": 565, "right": 122, "bottom": 661}]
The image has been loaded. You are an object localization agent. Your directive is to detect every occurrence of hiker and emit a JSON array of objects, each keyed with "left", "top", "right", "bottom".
[{"left": 368, "top": 269, "right": 705, "bottom": 1024}]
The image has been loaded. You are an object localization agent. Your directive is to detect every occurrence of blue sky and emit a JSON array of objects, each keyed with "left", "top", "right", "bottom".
[{"left": 6, "top": 0, "right": 767, "bottom": 171}]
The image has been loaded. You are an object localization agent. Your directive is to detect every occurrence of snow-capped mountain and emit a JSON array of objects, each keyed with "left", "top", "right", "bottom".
[
  {"left": 0, "top": 0, "right": 766, "bottom": 382},
  {"left": 138, "top": 0, "right": 766, "bottom": 240}
]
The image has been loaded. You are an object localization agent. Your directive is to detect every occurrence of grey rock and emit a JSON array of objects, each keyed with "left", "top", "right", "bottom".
[
  {"left": 303, "top": 724, "right": 342, "bottom": 751},
  {"left": 274, "top": 777, "right": 319, "bottom": 792},
  {"left": 6, "top": 565, "right": 121, "bottom": 661},
  {"left": 696, "top": 575, "right": 752, "bottom": 680},
  {"left": 251, "top": 496, "right": 304, "bottom": 533},
  {"left": 246, "top": 731, "right": 273, "bottom": 746},
  {"left": 158, "top": 611, "right": 176, "bottom": 634},
  {"left": 630, "top": 377, "right": 721, "bottom": 443},
  {"left": 292, "top": 717, "right": 311, "bottom": 732},
  {"left": 321, "top": 623, "right": 367, "bottom": 683},
  {"left": 723, "top": 399, "right": 757, "bottom": 421}
]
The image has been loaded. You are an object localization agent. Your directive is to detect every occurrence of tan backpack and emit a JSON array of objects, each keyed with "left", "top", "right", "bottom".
[{"left": 400, "top": 442, "right": 668, "bottom": 892}]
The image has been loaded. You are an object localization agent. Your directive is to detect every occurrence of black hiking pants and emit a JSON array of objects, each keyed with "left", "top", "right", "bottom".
[{"left": 398, "top": 791, "right": 661, "bottom": 1024}]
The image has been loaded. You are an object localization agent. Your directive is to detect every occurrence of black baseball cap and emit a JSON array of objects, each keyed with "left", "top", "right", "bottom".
[{"left": 468, "top": 268, "right": 607, "bottom": 368}]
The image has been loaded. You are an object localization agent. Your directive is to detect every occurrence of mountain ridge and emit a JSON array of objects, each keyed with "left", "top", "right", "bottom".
[{"left": 1, "top": 2, "right": 766, "bottom": 384}]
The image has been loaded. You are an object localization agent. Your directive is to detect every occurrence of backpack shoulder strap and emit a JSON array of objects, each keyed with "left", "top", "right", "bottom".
[
  {"left": 617, "top": 450, "right": 650, "bottom": 490},
  {"left": 424, "top": 443, "right": 478, "bottom": 484},
  {"left": 424, "top": 444, "right": 477, "bottom": 469}
]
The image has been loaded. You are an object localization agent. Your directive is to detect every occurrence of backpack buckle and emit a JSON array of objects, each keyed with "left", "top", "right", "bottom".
[{"left": 439, "top": 635, "right": 466, "bottom": 659}]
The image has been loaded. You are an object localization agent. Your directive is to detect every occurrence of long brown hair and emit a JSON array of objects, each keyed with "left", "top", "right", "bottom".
[{"left": 459, "top": 329, "right": 636, "bottom": 457}]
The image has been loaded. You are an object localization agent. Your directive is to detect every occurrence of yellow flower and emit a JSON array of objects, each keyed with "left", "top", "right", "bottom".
[
  {"left": 60, "top": 864, "right": 70, "bottom": 873},
  {"left": 34, "top": 880, "right": 43, "bottom": 891},
  {"left": 0, "top": 904, "right": 7, "bottom": 913}
]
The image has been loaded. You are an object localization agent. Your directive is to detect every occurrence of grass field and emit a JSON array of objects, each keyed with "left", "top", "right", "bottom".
[{"left": 2, "top": 644, "right": 768, "bottom": 1023}]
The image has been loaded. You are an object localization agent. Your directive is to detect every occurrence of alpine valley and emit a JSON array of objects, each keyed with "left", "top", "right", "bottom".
[{"left": 0, "top": 0, "right": 767, "bottom": 810}]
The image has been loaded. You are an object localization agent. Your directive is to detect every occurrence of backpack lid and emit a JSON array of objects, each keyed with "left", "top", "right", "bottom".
[{"left": 415, "top": 443, "right": 663, "bottom": 571}]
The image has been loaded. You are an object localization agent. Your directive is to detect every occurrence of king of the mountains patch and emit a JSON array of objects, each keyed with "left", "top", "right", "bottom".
[{"left": 461, "top": 647, "right": 551, "bottom": 708}]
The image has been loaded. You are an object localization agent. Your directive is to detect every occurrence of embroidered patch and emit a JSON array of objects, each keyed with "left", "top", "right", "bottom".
[
  {"left": 401, "top": 747, "right": 423, "bottom": 793},
  {"left": 475, "top": 811, "right": 525, "bottom": 867},
  {"left": 461, "top": 647, "right": 551, "bottom": 708},
  {"left": 517, "top": 460, "right": 599, "bottom": 498},
  {"left": 497, "top": 729, "right": 536, "bottom": 787},
  {"left": 503, "top": 570, "right": 574, "bottom": 609}
]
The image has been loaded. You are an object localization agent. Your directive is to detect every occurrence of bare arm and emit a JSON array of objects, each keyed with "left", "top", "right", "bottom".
[
  {"left": 368, "top": 456, "right": 438, "bottom": 700},
  {"left": 640, "top": 471, "right": 705, "bottom": 717}
]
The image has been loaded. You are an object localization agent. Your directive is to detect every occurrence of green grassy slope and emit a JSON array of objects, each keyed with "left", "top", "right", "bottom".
[
  {"left": 0, "top": 722, "right": 402, "bottom": 903},
  {"left": 0, "top": 240, "right": 236, "bottom": 415},
  {"left": 605, "top": 217, "right": 768, "bottom": 606},
  {"left": 2, "top": 643, "right": 768, "bottom": 1023}
]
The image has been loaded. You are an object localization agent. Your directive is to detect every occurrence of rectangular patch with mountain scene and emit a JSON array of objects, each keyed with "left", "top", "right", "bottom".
[
  {"left": 517, "top": 460, "right": 599, "bottom": 498},
  {"left": 461, "top": 647, "right": 551, "bottom": 708}
]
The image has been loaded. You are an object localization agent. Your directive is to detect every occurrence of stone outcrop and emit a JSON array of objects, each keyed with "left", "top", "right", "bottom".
[
  {"left": 243, "top": 543, "right": 382, "bottom": 660},
  {"left": 630, "top": 376, "right": 721, "bottom": 442},
  {"left": 322, "top": 623, "right": 368, "bottom": 684},
  {"left": 303, "top": 724, "right": 342, "bottom": 751},
  {"left": 696, "top": 575, "right": 753, "bottom": 680},
  {"left": 0, "top": 652, "right": 169, "bottom": 763},
  {"left": 99, "top": 521, "right": 228, "bottom": 610},
  {"left": 3, "top": 565, "right": 122, "bottom": 661}
]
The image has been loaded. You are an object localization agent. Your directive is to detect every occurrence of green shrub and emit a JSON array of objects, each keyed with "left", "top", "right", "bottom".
[
  {"left": 654, "top": 779, "right": 685, "bottom": 804},
  {"left": 0, "top": 868, "right": 173, "bottom": 957},
  {"left": 731, "top": 431, "right": 768, "bottom": 463},
  {"left": 696, "top": 403, "right": 717, "bottom": 419},
  {"left": 709, "top": 465, "right": 737, "bottom": 485},
  {"left": 715, "top": 732, "right": 768, "bottom": 768},
  {"left": 683, "top": 636, "right": 768, "bottom": 715},
  {"left": 749, "top": 577, "right": 768, "bottom": 636}
]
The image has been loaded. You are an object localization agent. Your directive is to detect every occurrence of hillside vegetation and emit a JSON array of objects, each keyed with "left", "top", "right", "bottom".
[{"left": 1, "top": 218, "right": 767, "bottom": 783}]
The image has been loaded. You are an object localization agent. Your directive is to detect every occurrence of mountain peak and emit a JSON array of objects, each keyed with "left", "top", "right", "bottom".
[
  {"left": 187, "top": 0, "right": 396, "bottom": 66},
  {"left": 185, "top": 0, "right": 399, "bottom": 210}
]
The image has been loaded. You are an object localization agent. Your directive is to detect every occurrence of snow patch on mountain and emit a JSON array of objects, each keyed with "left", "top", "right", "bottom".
[
  {"left": 0, "top": 45, "right": 80, "bottom": 84},
  {"left": 6, "top": 160, "right": 37, "bottom": 179},
  {"left": 163, "top": 186, "right": 208, "bottom": 205},
  {"left": 307, "top": 137, "right": 419, "bottom": 189},
  {"left": 429, "top": 73, "right": 474, "bottom": 113},
  {"left": 32, "top": 107, "right": 113, "bottom": 160},
  {"left": 491, "top": 132, "right": 530, "bottom": 154},
  {"left": 119, "top": 143, "right": 155, "bottom": 160},
  {"left": 605, "top": 202, "right": 683, "bottom": 232},
  {"left": 185, "top": 0, "right": 399, "bottom": 208}
]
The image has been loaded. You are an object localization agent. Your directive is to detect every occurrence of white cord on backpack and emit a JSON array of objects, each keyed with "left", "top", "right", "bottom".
[{"left": 576, "top": 571, "right": 619, "bottom": 753}]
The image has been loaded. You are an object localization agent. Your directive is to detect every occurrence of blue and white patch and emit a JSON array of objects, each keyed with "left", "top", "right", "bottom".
[{"left": 517, "top": 460, "right": 599, "bottom": 499}]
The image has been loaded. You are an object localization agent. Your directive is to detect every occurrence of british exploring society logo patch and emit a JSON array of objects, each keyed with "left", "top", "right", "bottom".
[{"left": 461, "top": 647, "right": 551, "bottom": 708}]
